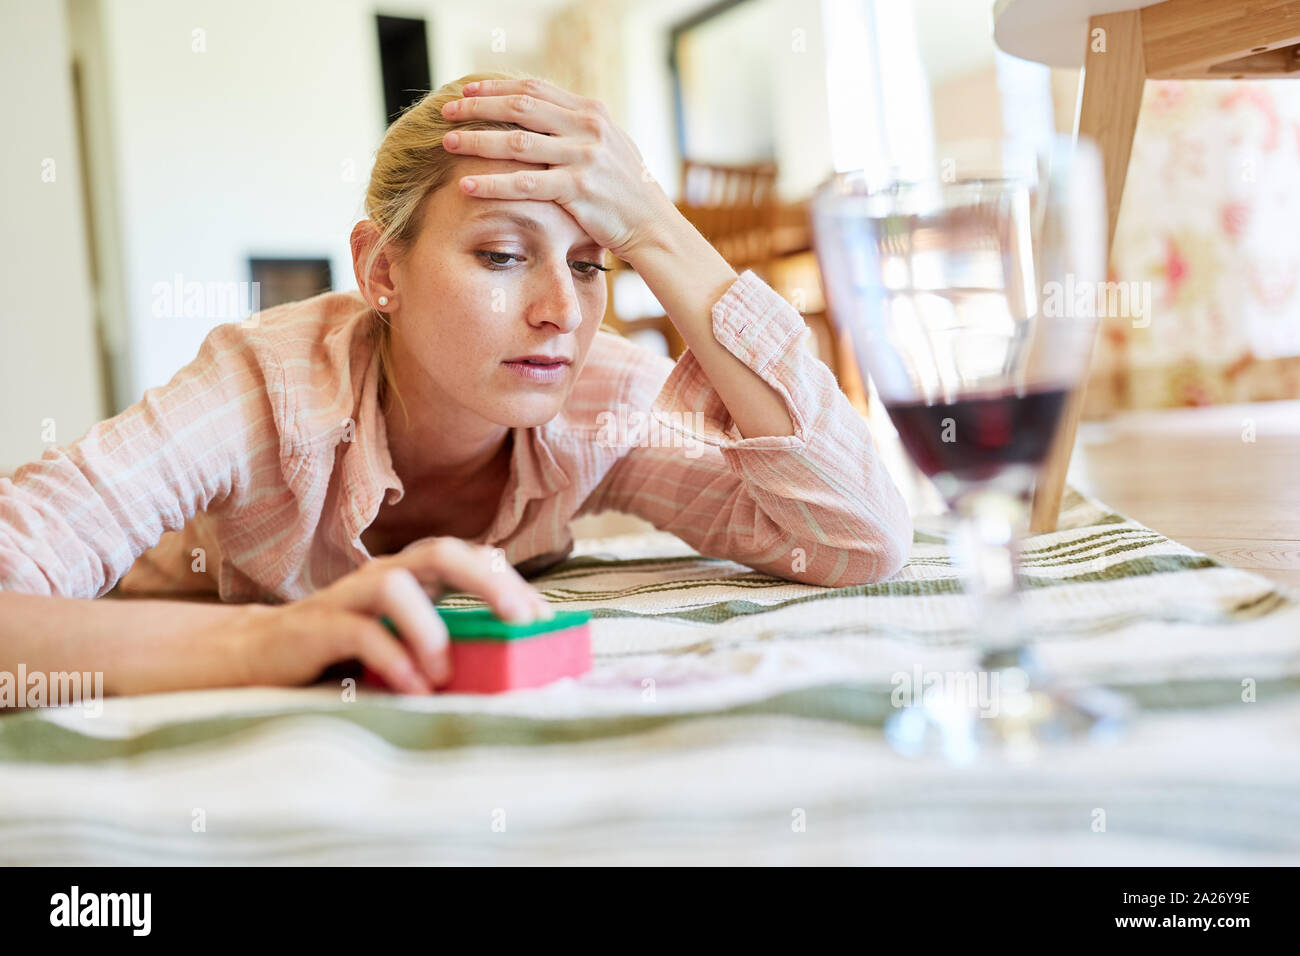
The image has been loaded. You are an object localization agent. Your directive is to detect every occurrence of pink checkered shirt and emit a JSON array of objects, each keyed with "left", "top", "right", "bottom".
[{"left": 0, "top": 270, "right": 912, "bottom": 601}]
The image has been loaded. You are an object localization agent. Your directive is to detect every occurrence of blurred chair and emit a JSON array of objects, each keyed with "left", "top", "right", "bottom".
[
  {"left": 601, "top": 159, "right": 869, "bottom": 416},
  {"left": 600, "top": 258, "right": 684, "bottom": 358},
  {"left": 677, "top": 160, "right": 780, "bottom": 271},
  {"left": 602, "top": 159, "right": 778, "bottom": 356},
  {"left": 762, "top": 249, "right": 871, "bottom": 419}
]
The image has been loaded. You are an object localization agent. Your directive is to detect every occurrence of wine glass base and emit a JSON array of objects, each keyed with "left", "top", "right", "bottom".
[{"left": 884, "top": 652, "right": 1134, "bottom": 764}]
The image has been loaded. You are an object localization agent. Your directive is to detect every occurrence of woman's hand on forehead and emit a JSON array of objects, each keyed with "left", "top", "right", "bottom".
[{"left": 440, "top": 77, "right": 677, "bottom": 262}]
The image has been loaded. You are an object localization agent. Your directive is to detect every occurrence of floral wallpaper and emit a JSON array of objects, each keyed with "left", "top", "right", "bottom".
[{"left": 1085, "top": 78, "right": 1300, "bottom": 417}]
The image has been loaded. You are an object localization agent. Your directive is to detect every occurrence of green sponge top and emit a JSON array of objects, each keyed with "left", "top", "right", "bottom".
[{"left": 380, "top": 605, "right": 590, "bottom": 641}]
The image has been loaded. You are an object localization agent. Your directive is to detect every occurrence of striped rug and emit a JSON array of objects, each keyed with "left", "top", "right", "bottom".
[{"left": 2, "top": 484, "right": 1297, "bottom": 864}]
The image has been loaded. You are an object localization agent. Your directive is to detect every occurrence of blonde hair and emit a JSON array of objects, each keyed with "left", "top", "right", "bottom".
[{"left": 360, "top": 69, "right": 620, "bottom": 430}]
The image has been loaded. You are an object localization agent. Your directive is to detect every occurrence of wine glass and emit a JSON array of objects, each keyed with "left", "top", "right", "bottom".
[{"left": 811, "top": 136, "right": 1132, "bottom": 760}]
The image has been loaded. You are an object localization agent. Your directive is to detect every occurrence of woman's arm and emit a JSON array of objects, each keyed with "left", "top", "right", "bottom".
[
  {"left": 0, "top": 537, "right": 555, "bottom": 705},
  {"left": 578, "top": 268, "right": 914, "bottom": 588},
  {"left": 0, "top": 591, "right": 254, "bottom": 697},
  {"left": 0, "top": 320, "right": 292, "bottom": 700},
  {"left": 0, "top": 320, "right": 284, "bottom": 597}
]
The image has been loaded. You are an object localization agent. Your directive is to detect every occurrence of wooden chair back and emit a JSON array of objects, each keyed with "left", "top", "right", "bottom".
[{"left": 677, "top": 160, "right": 780, "bottom": 271}]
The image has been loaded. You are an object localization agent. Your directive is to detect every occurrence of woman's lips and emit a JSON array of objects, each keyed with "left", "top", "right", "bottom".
[{"left": 502, "top": 358, "right": 570, "bottom": 383}]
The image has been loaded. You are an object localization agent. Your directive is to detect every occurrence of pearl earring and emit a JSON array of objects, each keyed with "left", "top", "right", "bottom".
[{"left": 378, "top": 296, "right": 389, "bottom": 307}]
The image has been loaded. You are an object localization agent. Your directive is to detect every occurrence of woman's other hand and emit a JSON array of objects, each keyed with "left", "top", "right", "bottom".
[{"left": 217, "top": 537, "right": 552, "bottom": 694}]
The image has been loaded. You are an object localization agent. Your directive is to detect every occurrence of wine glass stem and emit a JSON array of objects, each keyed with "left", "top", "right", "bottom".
[{"left": 948, "top": 488, "right": 1027, "bottom": 655}]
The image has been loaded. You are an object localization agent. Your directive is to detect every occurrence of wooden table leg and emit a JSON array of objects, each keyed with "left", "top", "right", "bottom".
[{"left": 1030, "top": 9, "right": 1147, "bottom": 533}]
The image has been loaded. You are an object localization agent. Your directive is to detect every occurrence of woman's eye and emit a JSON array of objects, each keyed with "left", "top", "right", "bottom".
[
  {"left": 571, "top": 261, "right": 611, "bottom": 281},
  {"left": 477, "top": 251, "right": 521, "bottom": 268},
  {"left": 476, "top": 251, "right": 608, "bottom": 281}
]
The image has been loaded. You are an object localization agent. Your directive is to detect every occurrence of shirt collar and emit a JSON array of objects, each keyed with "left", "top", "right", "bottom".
[{"left": 342, "top": 330, "right": 571, "bottom": 551}]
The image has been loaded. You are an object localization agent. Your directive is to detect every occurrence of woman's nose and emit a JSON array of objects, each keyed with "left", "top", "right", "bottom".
[{"left": 528, "top": 269, "right": 584, "bottom": 332}]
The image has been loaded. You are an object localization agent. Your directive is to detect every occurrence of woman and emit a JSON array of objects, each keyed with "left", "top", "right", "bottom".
[{"left": 0, "top": 71, "right": 912, "bottom": 700}]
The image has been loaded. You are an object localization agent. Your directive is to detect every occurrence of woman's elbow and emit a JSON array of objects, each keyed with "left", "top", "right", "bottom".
[
  {"left": 747, "top": 532, "right": 912, "bottom": 588},
  {"left": 845, "top": 491, "right": 915, "bottom": 585},
  {"left": 841, "top": 534, "right": 911, "bottom": 586},
  {"left": 818, "top": 538, "right": 910, "bottom": 587}
]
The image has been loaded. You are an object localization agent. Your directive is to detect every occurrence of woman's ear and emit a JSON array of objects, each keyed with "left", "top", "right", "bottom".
[{"left": 350, "top": 220, "right": 397, "bottom": 309}]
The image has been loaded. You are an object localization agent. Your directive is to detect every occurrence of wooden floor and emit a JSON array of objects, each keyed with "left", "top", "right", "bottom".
[{"left": 1068, "top": 399, "right": 1300, "bottom": 591}]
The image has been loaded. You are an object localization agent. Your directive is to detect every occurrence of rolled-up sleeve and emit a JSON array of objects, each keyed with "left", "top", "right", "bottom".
[
  {"left": 578, "top": 269, "right": 913, "bottom": 587},
  {"left": 0, "top": 322, "right": 285, "bottom": 598}
]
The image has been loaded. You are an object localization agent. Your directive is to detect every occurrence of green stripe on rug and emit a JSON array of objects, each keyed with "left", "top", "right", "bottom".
[
  {"left": 2, "top": 676, "right": 1298, "bottom": 765},
  {"left": 447, "top": 554, "right": 1280, "bottom": 621}
]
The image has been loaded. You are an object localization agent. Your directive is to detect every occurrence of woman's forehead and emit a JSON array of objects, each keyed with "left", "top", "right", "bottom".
[{"left": 428, "top": 163, "right": 598, "bottom": 248}]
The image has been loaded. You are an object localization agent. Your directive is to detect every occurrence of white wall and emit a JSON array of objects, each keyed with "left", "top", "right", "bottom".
[
  {"left": 0, "top": 0, "right": 106, "bottom": 472},
  {"left": 624, "top": 0, "right": 834, "bottom": 203},
  {"left": 427, "top": 0, "right": 555, "bottom": 86},
  {"left": 767, "top": 0, "right": 835, "bottom": 201},
  {"left": 620, "top": 0, "right": 714, "bottom": 201},
  {"left": 80, "top": 0, "right": 566, "bottom": 406},
  {"left": 676, "top": 1, "right": 777, "bottom": 166},
  {"left": 94, "top": 0, "right": 395, "bottom": 402},
  {"left": 912, "top": 0, "right": 1001, "bottom": 87}
]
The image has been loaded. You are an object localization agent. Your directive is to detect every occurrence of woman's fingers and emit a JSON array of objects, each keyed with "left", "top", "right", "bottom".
[
  {"left": 304, "top": 538, "right": 552, "bottom": 693},
  {"left": 457, "top": 168, "right": 574, "bottom": 202},
  {"left": 443, "top": 90, "right": 577, "bottom": 137},
  {"left": 442, "top": 127, "right": 573, "bottom": 166},
  {"left": 308, "top": 560, "right": 449, "bottom": 688},
  {"left": 355, "top": 564, "right": 452, "bottom": 687},
  {"left": 402, "top": 537, "right": 551, "bottom": 624},
  {"left": 462, "top": 76, "right": 593, "bottom": 114},
  {"left": 333, "top": 611, "right": 433, "bottom": 695}
]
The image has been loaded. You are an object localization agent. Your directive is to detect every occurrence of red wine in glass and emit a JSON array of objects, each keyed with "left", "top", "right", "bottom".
[{"left": 883, "top": 385, "right": 1070, "bottom": 492}]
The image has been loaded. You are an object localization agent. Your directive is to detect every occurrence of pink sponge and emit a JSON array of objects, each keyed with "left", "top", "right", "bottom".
[{"left": 365, "top": 606, "right": 592, "bottom": 694}]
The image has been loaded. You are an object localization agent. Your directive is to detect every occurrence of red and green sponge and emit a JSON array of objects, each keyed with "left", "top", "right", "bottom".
[{"left": 365, "top": 605, "right": 592, "bottom": 694}]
